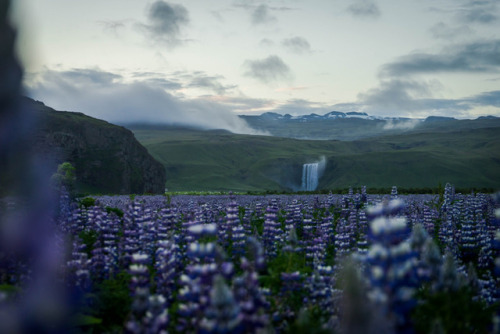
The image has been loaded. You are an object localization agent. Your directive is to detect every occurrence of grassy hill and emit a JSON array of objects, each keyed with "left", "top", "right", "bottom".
[{"left": 130, "top": 124, "right": 500, "bottom": 192}]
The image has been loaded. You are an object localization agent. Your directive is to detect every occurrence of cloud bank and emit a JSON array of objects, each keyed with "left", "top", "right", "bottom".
[
  {"left": 381, "top": 40, "right": 500, "bottom": 77},
  {"left": 354, "top": 36, "right": 500, "bottom": 117},
  {"left": 26, "top": 68, "right": 260, "bottom": 134}
]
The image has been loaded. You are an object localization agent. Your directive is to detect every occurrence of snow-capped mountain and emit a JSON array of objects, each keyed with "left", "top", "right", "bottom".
[{"left": 239, "top": 111, "right": 498, "bottom": 141}]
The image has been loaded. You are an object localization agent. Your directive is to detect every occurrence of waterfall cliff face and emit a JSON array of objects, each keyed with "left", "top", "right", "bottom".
[{"left": 301, "top": 163, "right": 319, "bottom": 191}]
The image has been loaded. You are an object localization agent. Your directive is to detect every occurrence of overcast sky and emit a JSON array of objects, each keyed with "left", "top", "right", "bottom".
[{"left": 12, "top": 0, "right": 500, "bottom": 132}]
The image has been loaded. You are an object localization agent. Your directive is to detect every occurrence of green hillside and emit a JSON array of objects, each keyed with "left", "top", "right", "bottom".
[{"left": 130, "top": 125, "right": 500, "bottom": 192}]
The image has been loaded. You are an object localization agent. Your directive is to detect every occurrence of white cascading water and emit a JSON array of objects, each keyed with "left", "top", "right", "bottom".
[{"left": 301, "top": 163, "right": 319, "bottom": 191}]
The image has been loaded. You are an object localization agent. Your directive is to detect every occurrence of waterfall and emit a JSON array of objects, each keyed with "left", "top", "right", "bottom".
[{"left": 301, "top": 163, "right": 319, "bottom": 191}]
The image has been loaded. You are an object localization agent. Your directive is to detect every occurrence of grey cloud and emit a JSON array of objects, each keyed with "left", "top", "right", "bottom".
[
  {"left": 139, "top": 1, "right": 189, "bottom": 47},
  {"left": 243, "top": 55, "right": 292, "bottom": 83},
  {"left": 259, "top": 38, "right": 275, "bottom": 48},
  {"left": 162, "top": 70, "right": 237, "bottom": 95},
  {"left": 234, "top": 2, "right": 294, "bottom": 25},
  {"left": 131, "top": 70, "right": 237, "bottom": 95},
  {"left": 459, "top": 0, "right": 498, "bottom": 24},
  {"left": 187, "top": 75, "right": 237, "bottom": 95},
  {"left": 347, "top": 0, "right": 381, "bottom": 18},
  {"left": 358, "top": 79, "right": 438, "bottom": 113},
  {"left": 26, "top": 68, "right": 258, "bottom": 134},
  {"left": 131, "top": 72, "right": 182, "bottom": 90},
  {"left": 34, "top": 68, "right": 122, "bottom": 88},
  {"left": 252, "top": 4, "right": 277, "bottom": 25},
  {"left": 466, "top": 90, "right": 500, "bottom": 107},
  {"left": 143, "top": 78, "right": 182, "bottom": 90},
  {"left": 429, "top": 22, "right": 473, "bottom": 40},
  {"left": 282, "top": 36, "right": 311, "bottom": 54},
  {"left": 381, "top": 40, "right": 500, "bottom": 77},
  {"left": 210, "top": 96, "right": 275, "bottom": 113}
]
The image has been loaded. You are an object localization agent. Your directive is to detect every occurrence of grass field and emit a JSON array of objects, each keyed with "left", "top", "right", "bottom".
[{"left": 130, "top": 124, "right": 500, "bottom": 192}]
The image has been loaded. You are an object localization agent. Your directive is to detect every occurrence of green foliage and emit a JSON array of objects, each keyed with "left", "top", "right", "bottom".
[
  {"left": 413, "top": 286, "right": 495, "bottom": 334},
  {"left": 79, "top": 197, "right": 96, "bottom": 208},
  {"left": 165, "top": 193, "right": 171, "bottom": 205},
  {"left": 70, "top": 314, "right": 103, "bottom": 328},
  {"left": 0, "top": 284, "right": 20, "bottom": 293},
  {"left": 251, "top": 216, "right": 265, "bottom": 235},
  {"left": 323, "top": 243, "right": 337, "bottom": 266},
  {"left": 86, "top": 272, "right": 132, "bottom": 333},
  {"left": 51, "top": 161, "right": 76, "bottom": 195},
  {"left": 285, "top": 307, "right": 332, "bottom": 334},
  {"left": 262, "top": 251, "right": 312, "bottom": 293},
  {"left": 0, "top": 284, "right": 20, "bottom": 301},
  {"left": 105, "top": 206, "right": 124, "bottom": 218},
  {"left": 78, "top": 230, "right": 99, "bottom": 257}
]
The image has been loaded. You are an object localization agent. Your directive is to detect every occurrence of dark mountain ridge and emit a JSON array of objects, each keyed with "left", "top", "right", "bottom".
[{"left": 29, "top": 98, "right": 166, "bottom": 194}]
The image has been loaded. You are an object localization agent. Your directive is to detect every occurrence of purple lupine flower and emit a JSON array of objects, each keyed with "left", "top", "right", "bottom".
[
  {"left": 441, "top": 183, "right": 455, "bottom": 213},
  {"left": 178, "top": 221, "right": 225, "bottom": 331},
  {"left": 241, "top": 205, "right": 254, "bottom": 236},
  {"left": 364, "top": 199, "right": 418, "bottom": 333},
  {"left": 121, "top": 203, "right": 142, "bottom": 267},
  {"left": 422, "top": 206, "right": 435, "bottom": 236},
  {"left": 145, "top": 294, "right": 169, "bottom": 334},
  {"left": 460, "top": 201, "right": 480, "bottom": 262},
  {"left": 125, "top": 253, "right": 152, "bottom": 333},
  {"left": 200, "top": 275, "right": 243, "bottom": 333},
  {"left": 156, "top": 207, "right": 173, "bottom": 241},
  {"left": 101, "top": 213, "right": 120, "bottom": 279},
  {"left": 155, "top": 239, "right": 181, "bottom": 304},
  {"left": 262, "top": 199, "right": 282, "bottom": 258},
  {"left": 232, "top": 224, "right": 247, "bottom": 258},
  {"left": 225, "top": 194, "right": 246, "bottom": 258},
  {"left": 335, "top": 218, "right": 353, "bottom": 264},
  {"left": 235, "top": 237, "right": 269, "bottom": 332},
  {"left": 66, "top": 237, "right": 91, "bottom": 291},
  {"left": 391, "top": 186, "right": 398, "bottom": 200},
  {"left": 357, "top": 210, "right": 369, "bottom": 255},
  {"left": 275, "top": 271, "right": 303, "bottom": 329},
  {"left": 304, "top": 263, "right": 336, "bottom": 314}
]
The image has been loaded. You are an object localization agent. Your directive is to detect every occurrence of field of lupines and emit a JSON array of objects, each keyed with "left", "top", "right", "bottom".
[{"left": 1, "top": 185, "right": 500, "bottom": 333}]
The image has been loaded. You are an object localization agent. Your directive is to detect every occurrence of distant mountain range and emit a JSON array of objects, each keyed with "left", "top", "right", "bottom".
[
  {"left": 239, "top": 111, "right": 499, "bottom": 140},
  {"left": 244, "top": 110, "right": 498, "bottom": 121}
]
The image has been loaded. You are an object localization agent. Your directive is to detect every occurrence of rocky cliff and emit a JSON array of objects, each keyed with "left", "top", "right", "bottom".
[{"left": 29, "top": 98, "right": 166, "bottom": 194}]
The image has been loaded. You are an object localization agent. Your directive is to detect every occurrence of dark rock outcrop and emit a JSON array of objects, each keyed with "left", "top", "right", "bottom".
[{"left": 28, "top": 98, "right": 166, "bottom": 194}]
